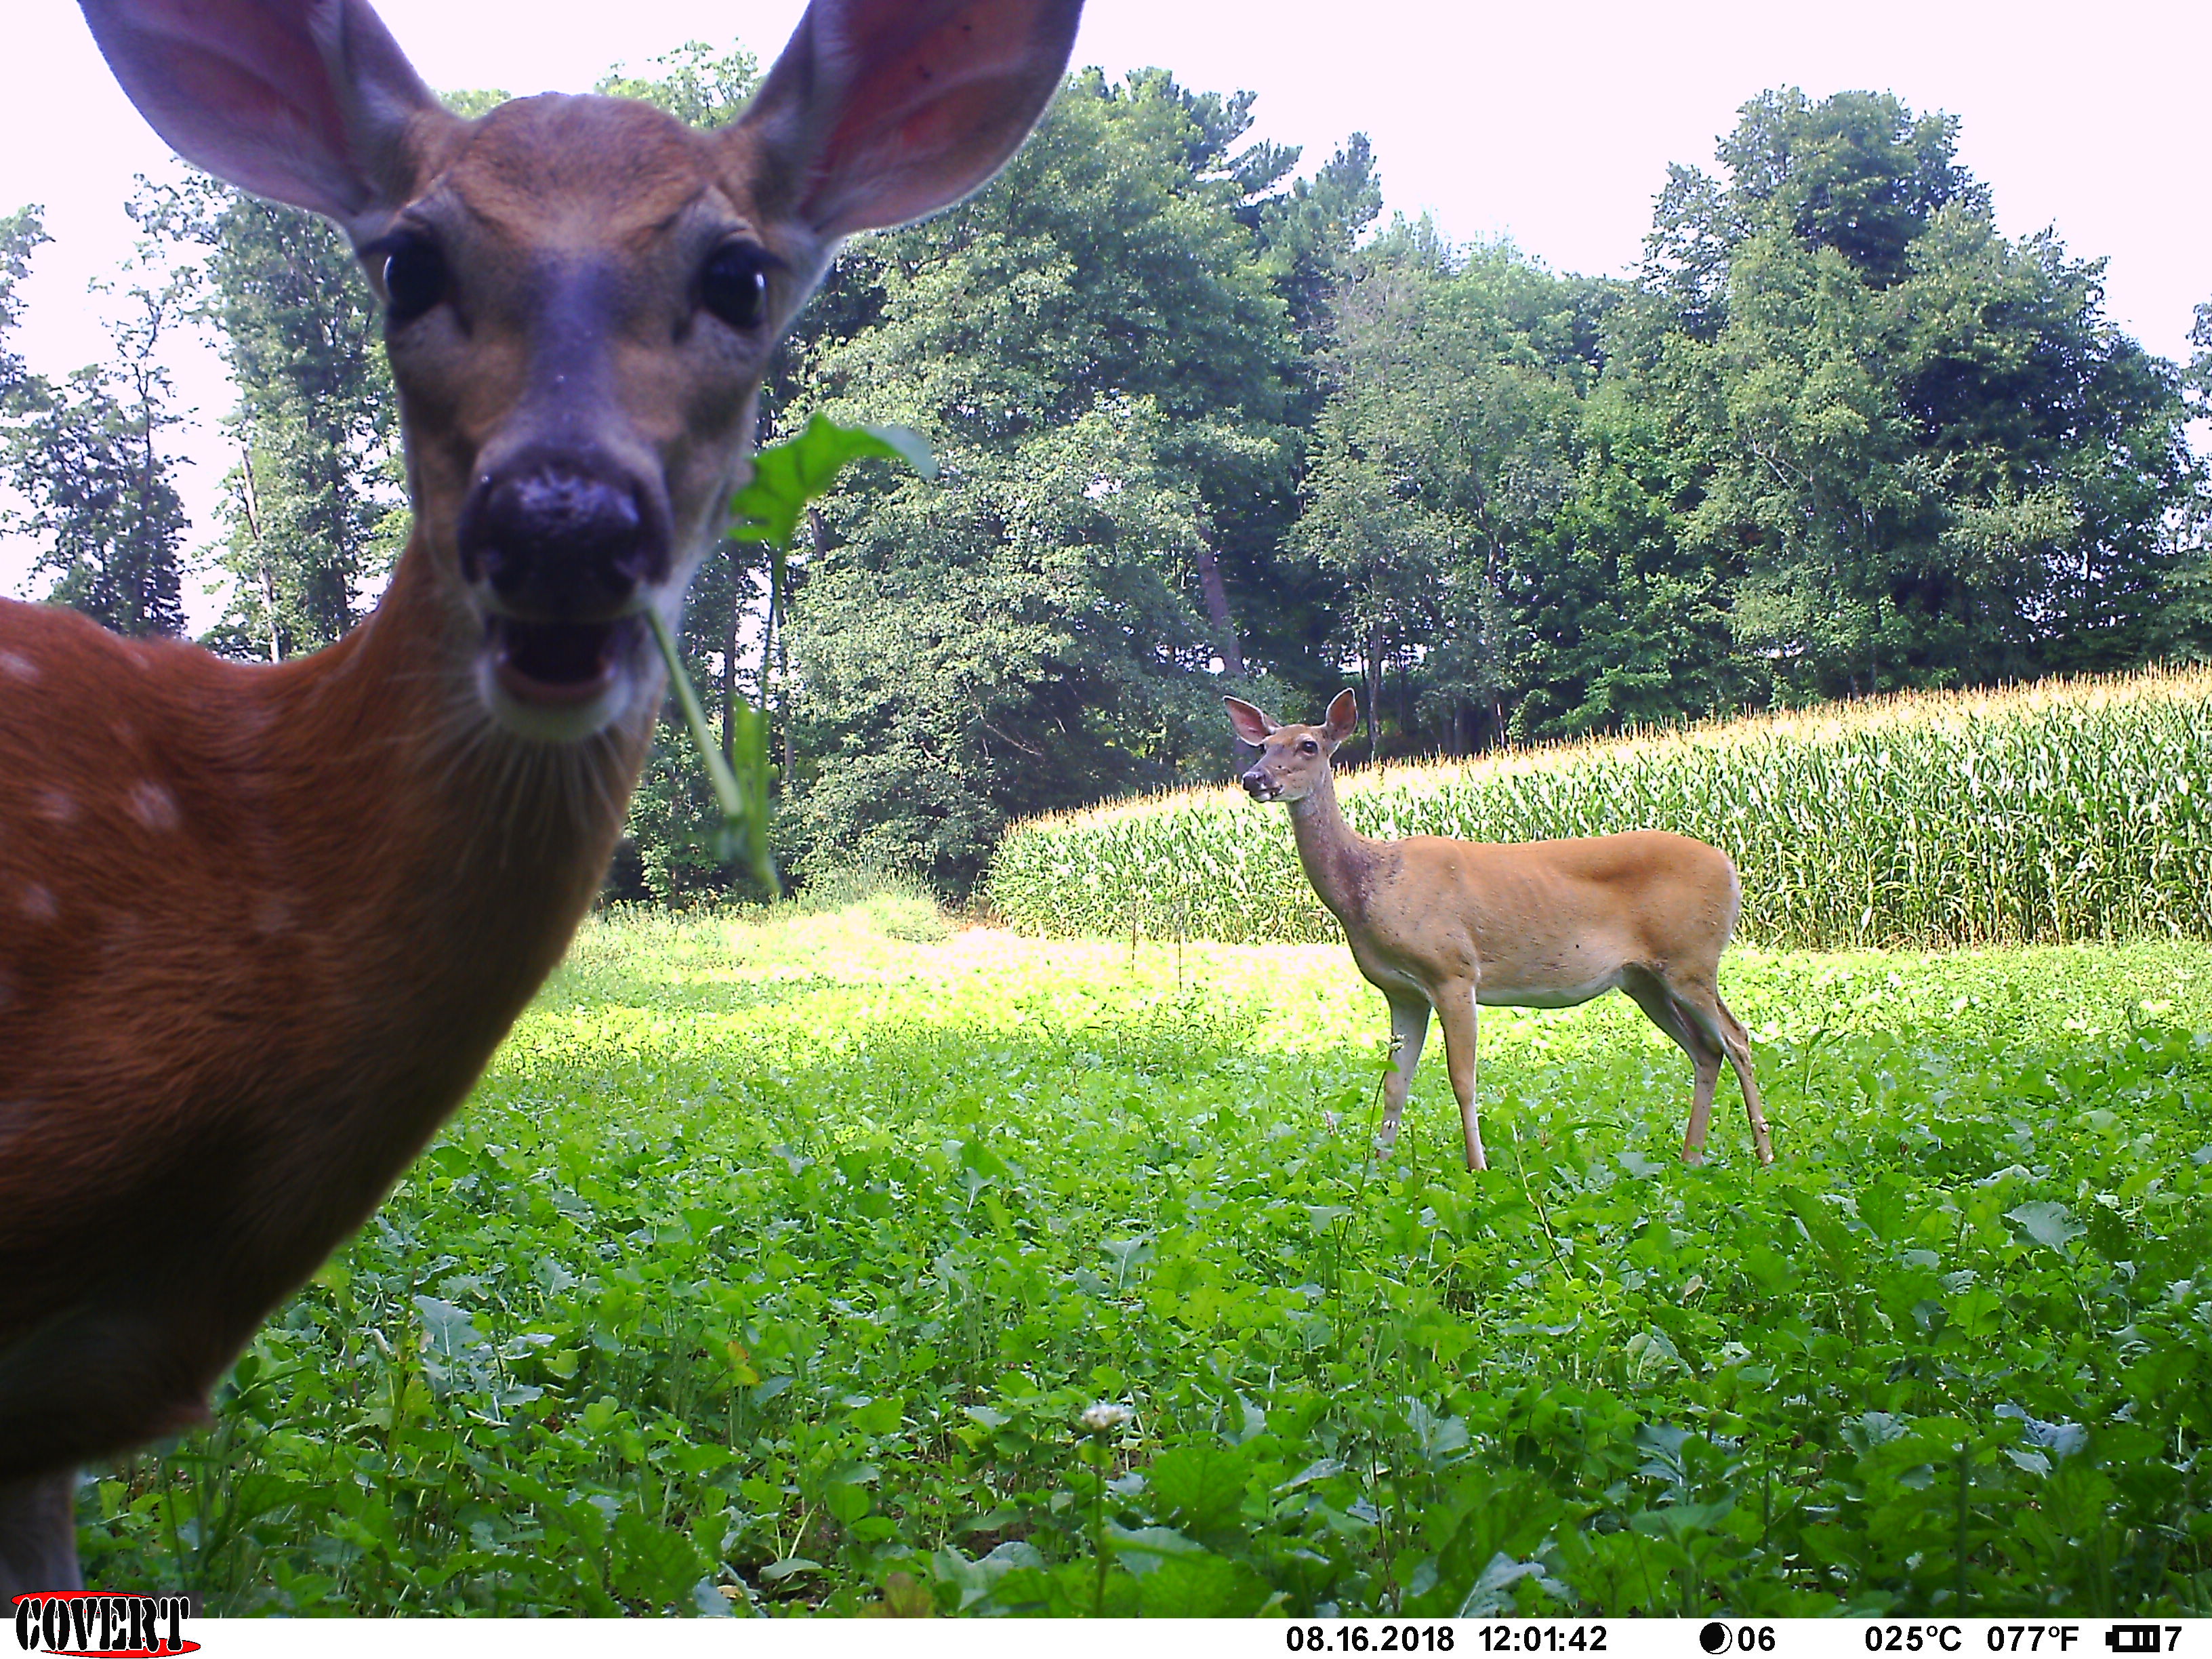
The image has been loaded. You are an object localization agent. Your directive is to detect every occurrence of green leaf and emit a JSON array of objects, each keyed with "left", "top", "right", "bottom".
[
  {"left": 609, "top": 1511, "right": 706, "bottom": 1607},
  {"left": 848, "top": 1393, "right": 903, "bottom": 1435},
  {"left": 1145, "top": 1443, "right": 1252, "bottom": 1536},
  {"left": 1104, "top": 1521, "right": 1208, "bottom": 1574},
  {"left": 823, "top": 1480, "right": 873, "bottom": 1525},
  {"left": 728, "top": 412, "right": 935, "bottom": 551},
  {"left": 2004, "top": 1200, "right": 2085, "bottom": 1252},
  {"left": 691, "top": 1579, "right": 739, "bottom": 1618}
]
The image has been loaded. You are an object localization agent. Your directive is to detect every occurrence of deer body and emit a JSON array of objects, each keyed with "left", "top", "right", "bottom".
[
  {"left": 0, "top": 0, "right": 1080, "bottom": 1593},
  {"left": 1228, "top": 693, "right": 1774, "bottom": 1173},
  {"left": 0, "top": 571, "right": 635, "bottom": 1476}
]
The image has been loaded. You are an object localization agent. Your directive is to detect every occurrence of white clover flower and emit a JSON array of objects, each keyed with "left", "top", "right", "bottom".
[{"left": 1080, "top": 1401, "right": 1133, "bottom": 1435}]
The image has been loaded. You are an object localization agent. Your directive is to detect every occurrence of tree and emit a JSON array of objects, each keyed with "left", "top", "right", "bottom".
[
  {"left": 2191, "top": 297, "right": 2212, "bottom": 415},
  {"left": 0, "top": 207, "right": 43, "bottom": 411},
  {"left": 1, "top": 218, "right": 192, "bottom": 639},
  {"left": 1627, "top": 88, "right": 2200, "bottom": 699},
  {"left": 595, "top": 39, "right": 758, "bottom": 126},
  {"left": 781, "top": 68, "right": 1310, "bottom": 888},
  {"left": 1717, "top": 89, "right": 1985, "bottom": 287},
  {"left": 1292, "top": 222, "right": 1609, "bottom": 751},
  {"left": 1502, "top": 373, "right": 1757, "bottom": 738},
  {"left": 134, "top": 178, "right": 402, "bottom": 659}
]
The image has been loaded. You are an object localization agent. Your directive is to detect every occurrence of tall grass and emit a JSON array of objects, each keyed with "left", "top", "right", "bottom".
[{"left": 987, "top": 669, "right": 2212, "bottom": 950}]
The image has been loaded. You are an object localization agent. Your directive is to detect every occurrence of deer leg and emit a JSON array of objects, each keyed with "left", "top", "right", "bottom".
[
  {"left": 1378, "top": 994, "right": 1431, "bottom": 1154},
  {"left": 1711, "top": 996, "right": 1774, "bottom": 1164},
  {"left": 0, "top": 1469, "right": 81, "bottom": 1596},
  {"left": 1622, "top": 972, "right": 1723, "bottom": 1163},
  {"left": 1432, "top": 979, "right": 1486, "bottom": 1172}
]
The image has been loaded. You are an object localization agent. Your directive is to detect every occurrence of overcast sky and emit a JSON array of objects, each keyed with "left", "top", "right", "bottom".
[{"left": 3, "top": 0, "right": 2206, "bottom": 621}]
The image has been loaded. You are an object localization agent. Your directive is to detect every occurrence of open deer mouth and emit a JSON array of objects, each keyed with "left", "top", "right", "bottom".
[{"left": 487, "top": 614, "right": 644, "bottom": 708}]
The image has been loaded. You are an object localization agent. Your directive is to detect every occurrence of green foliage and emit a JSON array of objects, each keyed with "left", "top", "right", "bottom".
[
  {"left": 780, "top": 67, "right": 1313, "bottom": 890},
  {"left": 1625, "top": 89, "right": 2205, "bottom": 702},
  {"left": 989, "top": 670, "right": 2212, "bottom": 951},
  {"left": 731, "top": 415, "right": 937, "bottom": 561},
  {"left": 11, "top": 60, "right": 2205, "bottom": 888},
  {"left": 0, "top": 205, "right": 43, "bottom": 407},
  {"left": 77, "top": 910, "right": 2212, "bottom": 1614},
  {"left": 132, "top": 176, "right": 403, "bottom": 658},
  {"left": 594, "top": 41, "right": 759, "bottom": 127},
  {"left": 2, "top": 273, "right": 190, "bottom": 637},
  {"left": 1297, "top": 86, "right": 2207, "bottom": 757},
  {"left": 1292, "top": 222, "right": 1619, "bottom": 750}
]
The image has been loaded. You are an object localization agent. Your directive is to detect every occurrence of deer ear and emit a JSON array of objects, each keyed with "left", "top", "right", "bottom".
[
  {"left": 78, "top": 0, "right": 446, "bottom": 230},
  {"left": 1322, "top": 690, "right": 1360, "bottom": 745},
  {"left": 1223, "top": 697, "right": 1277, "bottom": 746},
  {"left": 734, "top": 0, "right": 1083, "bottom": 243}
]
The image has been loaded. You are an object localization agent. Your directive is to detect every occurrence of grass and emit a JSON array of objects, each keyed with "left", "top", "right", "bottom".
[
  {"left": 988, "top": 668, "right": 2212, "bottom": 951},
  {"left": 79, "top": 902, "right": 2212, "bottom": 1615}
]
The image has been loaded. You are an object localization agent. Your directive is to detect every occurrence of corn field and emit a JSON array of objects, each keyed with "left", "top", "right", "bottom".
[{"left": 986, "top": 670, "right": 2212, "bottom": 951}]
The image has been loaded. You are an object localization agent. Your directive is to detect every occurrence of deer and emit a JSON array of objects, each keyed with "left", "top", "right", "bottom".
[
  {"left": 1225, "top": 691, "right": 1775, "bottom": 1175},
  {"left": 0, "top": 0, "right": 1082, "bottom": 1595}
]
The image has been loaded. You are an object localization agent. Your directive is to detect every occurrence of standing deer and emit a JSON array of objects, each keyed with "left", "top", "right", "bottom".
[
  {"left": 0, "top": 0, "right": 1082, "bottom": 1594},
  {"left": 1225, "top": 691, "right": 1774, "bottom": 1174}
]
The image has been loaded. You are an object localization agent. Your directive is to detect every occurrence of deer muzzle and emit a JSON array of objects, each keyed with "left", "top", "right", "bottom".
[{"left": 455, "top": 445, "right": 676, "bottom": 724}]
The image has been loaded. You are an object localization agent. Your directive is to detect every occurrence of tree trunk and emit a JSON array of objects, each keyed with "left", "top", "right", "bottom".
[
  {"left": 237, "top": 447, "right": 280, "bottom": 663},
  {"left": 1193, "top": 537, "right": 1244, "bottom": 678},
  {"left": 1365, "top": 619, "right": 1385, "bottom": 757}
]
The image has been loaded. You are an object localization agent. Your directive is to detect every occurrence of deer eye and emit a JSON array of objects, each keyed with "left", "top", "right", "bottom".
[
  {"left": 381, "top": 235, "right": 447, "bottom": 324},
  {"left": 700, "top": 241, "right": 771, "bottom": 331},
  {"left": 1299, "top": 739, "right": 1319, "bottom": 754}
]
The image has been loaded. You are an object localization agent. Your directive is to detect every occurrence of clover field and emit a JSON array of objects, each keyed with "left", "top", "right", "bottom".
[{"left": 79, "top": 900, "right": 2212, "bottom": 1617}]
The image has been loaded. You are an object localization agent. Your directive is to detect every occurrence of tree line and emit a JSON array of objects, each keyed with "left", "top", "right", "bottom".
[{"left": 4, "top": 50, "right": 2208, "bottom": 898}]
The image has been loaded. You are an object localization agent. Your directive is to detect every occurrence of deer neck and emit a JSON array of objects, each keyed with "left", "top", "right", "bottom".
[
  {"left": 0, "top": 533, "right": 663, "bottom": 1359},
  {"left": 234, "top": 536, "right": 655, "bottom": 1163},
  {"left": 1285, "top": 770, "right": 1374, "bottom": 924}
]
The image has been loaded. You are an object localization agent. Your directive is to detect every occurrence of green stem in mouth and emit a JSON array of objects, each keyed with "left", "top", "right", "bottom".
[
  {"left": 652, "top": 414, "right": 936, "bottom": 897},
  {"left": 648, "top": 604, "right": 775, "bottom": 890}
]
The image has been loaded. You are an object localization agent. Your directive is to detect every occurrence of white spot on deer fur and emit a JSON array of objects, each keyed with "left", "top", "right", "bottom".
[
  {"left": 19, "top": 885, "right": 56, "bottom": 924},
  {"left": 32, "top": 790, "right": 76, "bottom": 826},
  {"left": 125, "top": 781, "right": 180, "bottom": 834},
  {"left": 0, "top": 650, "right": 35, "bottom": 682}
]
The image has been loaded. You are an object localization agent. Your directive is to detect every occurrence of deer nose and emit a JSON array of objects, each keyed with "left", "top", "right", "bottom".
[
  {"left": 1240, "top": 766, "right": 1269, "bottom": 797},
  {"left": 457, "top": 451, "right": 669, "bottom": 620}
]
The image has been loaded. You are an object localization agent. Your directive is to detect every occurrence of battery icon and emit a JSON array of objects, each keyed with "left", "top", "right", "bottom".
[{"left": 2106, "top": 1629, "right": 2163, "bottom": 1654}]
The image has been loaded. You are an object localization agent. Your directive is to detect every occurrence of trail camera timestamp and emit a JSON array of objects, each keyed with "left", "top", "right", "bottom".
[
  {"left": 1285, "top": 1627, "right": 1612, "bottom": 1654},
  {"left": 1284, "top": 1626, "right": 1459, "bottom": 1652}
]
